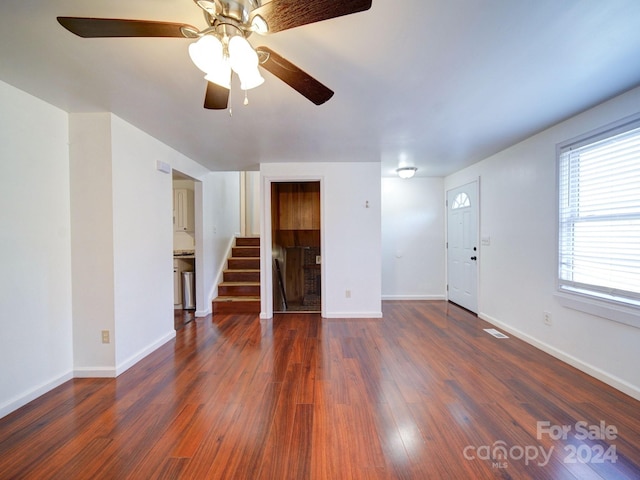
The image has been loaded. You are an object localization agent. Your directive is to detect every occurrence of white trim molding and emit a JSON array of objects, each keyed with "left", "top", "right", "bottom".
[
  {"left": 115, "top": 331, "right": 176, "bottom": 376},
  {"left": 382, "top": 295, "right": 446, "bottom": 301},
  {"left": 0, "top": 371, "right": 74, "bottom": 419}
]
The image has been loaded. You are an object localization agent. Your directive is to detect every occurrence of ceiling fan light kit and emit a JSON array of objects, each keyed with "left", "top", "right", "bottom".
[
  {"left": 189, "top": 31, "right": 264, "bottom": 90},
  {"left": 57, "top": 0, "right": 372, "bottom": 110}
]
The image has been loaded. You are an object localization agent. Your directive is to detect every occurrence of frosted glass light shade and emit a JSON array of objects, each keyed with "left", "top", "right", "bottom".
[
  {"left": 188, "top": 35, "right": 223, "bottom": 74},
  {"left": 204, "top": 62, "right": 232, "bottom": 89},
  {"left": 238, "top": 67, "right": 264, "bottom": 90},
  {"left": 228, "top": 36, "right": 258, "bottom": 73},
  {"left": 396, "top": 167, "right": 417, "bottom": 179},
  {"left": 228, "top": 36, "right": 263, "bottom": 90}
]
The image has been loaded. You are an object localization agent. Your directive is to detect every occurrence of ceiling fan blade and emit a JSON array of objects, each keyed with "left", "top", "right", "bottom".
[
  {"left": 256, "top": 47, "right": 333, "bottom": 105},
  {"left": 249, "top": 0, "right": 372, "bottom": 33},
  {"left": 57, "top": 17, "right": 198, "bottom": 38},
  {"left": 204, "top": 82, "right": 229, "bottom": 110}
]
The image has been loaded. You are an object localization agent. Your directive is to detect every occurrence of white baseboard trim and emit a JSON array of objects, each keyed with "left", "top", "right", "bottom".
[
  {"left": 74, "top": 367, "right": 117, "bottom": 378},
  {"left": 382, "top": 294, "right": 446, "bottom": 301},
  {"left": 115, "top": 330, "right": 176, "bottom": 376},
  {"left": 195, "top": 308, "right": 211, "bottom": 317},
  {"left": 261, "top": 311, "right": 384, "bottom": 319},
  {"left": 0, "top": 370, "right": 74, "bottom": 419},
  {"left": 1, "top": 331, "right": 178, "bottom": 419},
  {"left": 479, "top": 312, "right": 640, "bottom": 402},
  {"left": 323, "top": 311, "right": 383, "bottom": 319}
]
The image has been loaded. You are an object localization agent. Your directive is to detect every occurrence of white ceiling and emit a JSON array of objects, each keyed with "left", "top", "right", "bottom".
[{"left": 2, "top": 0, "right": 640, "bottom": 177}]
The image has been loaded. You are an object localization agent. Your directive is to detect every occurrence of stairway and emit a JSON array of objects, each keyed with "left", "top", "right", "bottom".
[{"left": 212, "top": 237, "right": 260, "bottom": 315}]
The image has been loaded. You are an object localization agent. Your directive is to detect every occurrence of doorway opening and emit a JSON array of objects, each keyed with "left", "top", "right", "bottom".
[
  {"left": 173, "top": 170, "right": 197, "bottom": 329},
  {"left": 271, "top": 181, "right": 321, "bottom": 313}
]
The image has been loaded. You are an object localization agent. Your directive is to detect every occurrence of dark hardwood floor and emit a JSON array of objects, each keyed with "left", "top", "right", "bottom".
[
  {"left": 174, "top": 308, "right": 196, "bottom": 331},
  {"left": 1, "top": 301, "right": 639, "bottom": 479}
]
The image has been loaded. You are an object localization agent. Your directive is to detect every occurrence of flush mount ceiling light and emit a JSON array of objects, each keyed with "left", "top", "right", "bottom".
[
  {"left": 396, "top": 167, "right": 418, "bottom": 179},
  {"left": 57, "top": 0, "right": 373, "bottom": 110}
]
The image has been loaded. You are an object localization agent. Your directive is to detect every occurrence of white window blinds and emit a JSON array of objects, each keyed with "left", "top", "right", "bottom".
[{"left": 558, "top": 119, "right": 640, "bottom": 307}]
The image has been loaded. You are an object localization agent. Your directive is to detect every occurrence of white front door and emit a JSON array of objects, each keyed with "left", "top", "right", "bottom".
[{"left": 447, "top": 181, "right": 478, "bottom": 313}]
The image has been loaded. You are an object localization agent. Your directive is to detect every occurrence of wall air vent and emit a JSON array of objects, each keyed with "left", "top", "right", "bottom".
[{"left": 483, "top": 328, "right": 509, "bottom": 339}]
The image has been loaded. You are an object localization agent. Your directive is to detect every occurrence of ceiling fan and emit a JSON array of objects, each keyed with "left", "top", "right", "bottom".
[{"left": 57, "top": 0, "right": 372, "bottom": 110}]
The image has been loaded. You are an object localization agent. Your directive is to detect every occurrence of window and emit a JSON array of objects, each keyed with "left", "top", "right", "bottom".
[
  {"left": 451, "top": 192, "right": 471, "bottom": 209},
  {"left": 558, "top": 115, "right": 640, "bottom": 314}
]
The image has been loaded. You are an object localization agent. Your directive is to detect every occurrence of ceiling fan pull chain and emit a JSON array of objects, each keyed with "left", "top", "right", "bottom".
[{"left": 244, "top": 90, "right": 249, "bottom": 106}]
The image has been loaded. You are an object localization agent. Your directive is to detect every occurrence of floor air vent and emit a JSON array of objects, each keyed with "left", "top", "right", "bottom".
[{"left": 483, "top": 328, "right": 509, "bottom": 339}]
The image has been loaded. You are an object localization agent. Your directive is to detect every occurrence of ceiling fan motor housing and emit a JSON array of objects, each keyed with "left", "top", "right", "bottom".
[{"left": 196, "top": 0, "right": 260, "bottom": 30}]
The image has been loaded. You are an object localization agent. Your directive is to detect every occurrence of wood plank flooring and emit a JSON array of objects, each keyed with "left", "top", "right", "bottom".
[{"left": 1, "top": 301, "right": 639, "bottom": 479}]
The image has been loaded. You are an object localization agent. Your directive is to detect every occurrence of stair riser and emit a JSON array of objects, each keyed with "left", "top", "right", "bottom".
[
  {"left": 218, "top": 285, "right": 260, "bottom": 296},
  {"left": 235, "top": 237, "right": 260, "bottom": 247},
  {"left": 224, "top": 271, "right": 260, "bottom": 282},
  {"left": 232, "top": 247, "right": 260, "bottom": 257},
  {"left": 213, "top": 301, "right": 260, "bottom": 314},
  {"left": 228, "top": 258, "right": 260, "bottom": 269}
]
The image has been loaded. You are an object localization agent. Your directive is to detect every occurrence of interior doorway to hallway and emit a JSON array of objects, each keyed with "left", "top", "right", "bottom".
[
  {"left": 172, "top": 169, "right": 198, "bottom": 328},
  {"left": 271, "top": 181, "right": 321, "bottom": 313}
]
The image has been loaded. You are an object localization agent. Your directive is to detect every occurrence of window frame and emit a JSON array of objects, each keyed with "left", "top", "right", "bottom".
[{"left": 555, "top": 113, "right": 640, "bottom": 329}]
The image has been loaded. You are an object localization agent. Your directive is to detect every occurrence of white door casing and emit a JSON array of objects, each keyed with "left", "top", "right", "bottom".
[
  {"left": 261, "top": 174, "right": 326, "bottom": 319},
  {"left": 446, "top": 181, "right": 478, "bottom": 313}
]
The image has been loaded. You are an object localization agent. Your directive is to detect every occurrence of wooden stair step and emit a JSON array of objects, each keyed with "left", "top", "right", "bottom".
[
  {"left": 235, "top": 237, "right": 260, "bottom": 247},
  {"left": 213, "top": 296, "right": 260, "bottom": 314},
  {"left": 218, "top": 282, "right": 260, "bottom": 296},
  {"left": 228, "top": 257, "right": 260, "bottom": 269},
  {"left": 232, "top": 246, "right": 260, "bottom": 257},
  {"left": 223, "top": 269, "right": 260, "bottom": 282}
]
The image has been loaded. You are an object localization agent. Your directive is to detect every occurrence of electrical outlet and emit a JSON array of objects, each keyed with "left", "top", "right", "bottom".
[
  {"left": 101, "top": 330, "right": 110, "bottom": 344},
  {"left": 345, "top": 289, "right": 351, "bottom": 299},
  {"left": 543, "top": 312, "right": 552, "bottom": 326}
]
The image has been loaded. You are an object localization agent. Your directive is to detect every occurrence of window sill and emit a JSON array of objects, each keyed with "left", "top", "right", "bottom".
[{"left": 555, "top": 289, "right": 640, "bottom": 329}]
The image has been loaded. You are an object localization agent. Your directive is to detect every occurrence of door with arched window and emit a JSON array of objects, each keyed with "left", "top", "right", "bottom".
[{"left": 447, "top": 181, "right": 478, "bottom": 312}]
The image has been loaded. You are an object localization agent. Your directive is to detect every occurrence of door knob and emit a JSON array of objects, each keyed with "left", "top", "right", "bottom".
[{"left": 470, "top": 256, "right": 477, "bottom": 261}]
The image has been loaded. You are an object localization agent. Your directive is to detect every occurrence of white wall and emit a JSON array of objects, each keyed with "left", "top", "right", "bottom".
[
  {"left": 70, "top": 113, "right": 231, "bottom": 375},
  {"left": 445, "top": 86, "right": 640, "bottom": 400},
  {"left": 0, "top": 81, "right": 74, "bottom": 416},
  {"left": 260, "top": 162, "right": 382, "bottom": 318},
  {"left": 382, "top": 177, "right": 446, "bottom": 299},
  {"left": 0, "top": 82, "right": 237, "bottom": 416},
  {"left": 110, "top": 116, "right": 177, "bottom": 372},
  {"left": 69, "top": 113, "right": 117, "bottom": 373},
  {"left": 69, "top": 113, "right": 178, "bottom": 375},
  {"left": 200, "top": 171, "right": 241, "bottom": 314},
  {"left": 244, "top": 171, "right": 261, "bottom": 236}
]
